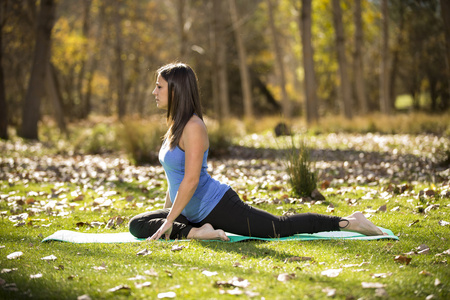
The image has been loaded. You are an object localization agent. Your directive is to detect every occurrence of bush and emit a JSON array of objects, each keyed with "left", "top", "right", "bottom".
[
  {"left": 73, "top": 123, "right": 119, "bottom": 154},
  {"left": 116, "top": 119, "right": 165, "bottom": 165},
  {"left": 207, "top": 118, "right": 244, "bottom": 157},
  {"left": 285, "top": 137, "right": 317, "bottom": 197}
]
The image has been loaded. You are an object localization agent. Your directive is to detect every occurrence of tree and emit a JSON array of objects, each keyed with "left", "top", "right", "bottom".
[
  {"left": 299, "top": 0, "right": 318, "bottom": 124},
  {"left": 20, "top": 0, "right": 56, "bottom": 140},
  {"left": 441, "top": 0, "right": 450, "bottom": 107},
  {"left": 353, "top": 0, "right": 368, "bottom": 114},
  {"left": 267, "top": 0, "right": 290, "bottom": 119},
  {"left": 211, "top": 0, "right": 230, "bottom": 122},
  {"left": 332, "top": 0, "right": 352, "bottom": 119},
  {"left": 379, "top": 0, "right": 391, "bottom": 114},
  {"left": 0, "top": 0, "right": 8, "bottom": 139},
  {"left": 228, "top": 0, "right": 253, "bottom": 119},
  {"left": 114, "top": 0, "right": 126, "bottom": 120}
]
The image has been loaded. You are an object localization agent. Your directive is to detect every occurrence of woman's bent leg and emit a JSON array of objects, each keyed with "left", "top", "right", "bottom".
[
  {"left": 200, "top": 189, "right": 341, "bottom": 238},
  {"left": 129, "top": 209, "right": 193, "bottom": 239}
]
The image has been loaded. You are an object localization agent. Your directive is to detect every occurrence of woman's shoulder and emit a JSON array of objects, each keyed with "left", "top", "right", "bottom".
[{"left": 184, "top": 114, "right": 206, "bottom": 133}]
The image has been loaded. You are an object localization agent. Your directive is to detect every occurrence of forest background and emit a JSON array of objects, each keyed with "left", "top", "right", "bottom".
[{"left": 1, "top": 0, "right": 450, "bottom": 141}]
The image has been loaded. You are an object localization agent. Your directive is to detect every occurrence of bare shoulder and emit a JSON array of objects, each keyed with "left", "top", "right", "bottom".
[{"left": 181, "top": 115, "right": 208, "bottom": 150}]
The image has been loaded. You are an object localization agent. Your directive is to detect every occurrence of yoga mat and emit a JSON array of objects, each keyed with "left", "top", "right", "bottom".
[{"left": 42, "top": 227, "right": 398, "bottom": 244}]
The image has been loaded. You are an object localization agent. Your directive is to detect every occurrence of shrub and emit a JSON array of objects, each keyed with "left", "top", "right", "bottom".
[
  {"left": 207, "top": 118, "right": 244, "bottom": 157},
  {"left": 116, "top": 119, "right": 165, "bottom": 165},
  {"left": 73, "top": 123, "right": 119, "bottom": 154},
  {"left": 285, "top": 137, "right": 317, "bottom": 197}
]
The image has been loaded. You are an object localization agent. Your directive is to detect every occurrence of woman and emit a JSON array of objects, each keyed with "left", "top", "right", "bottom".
[{"left": 129, "top": 62, "right": 385, "bottom": 241}]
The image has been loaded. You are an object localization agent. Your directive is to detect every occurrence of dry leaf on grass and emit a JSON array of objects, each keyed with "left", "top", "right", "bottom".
[
  {"left": 361, "top": 282, "right": 386, "bottom": 289},
  {"left": 157, "top": 291, "right": 176, "bottom": 298},
  {"left": 136, "top": 249, "right": 151, "bottom": 256},
  {"left": 6, "top": 251, "right": 23, "bottom": 260},
  {"left": 41, "top": 254, "right": 57, "bottom": 261},
  {"left": 321, "top": 268, "right": 343, "bottom": 277},
  {"left": 135, "top": 281, "right": 151, "bottom": 289},
  {"left": 284, "top": 256, "right": 313, "bottom": 263},
  {"left": 394, "top": 255, "right": 411, "bottom": 265},
  {"left": 107, "top": 285, "right": 131, "bottom": 293},
  {"left": 202, "top": 270, "right": 218, "bottom": 277},
  {"left": 322, "top": 287, "right": 336, "bottom": 297},
  {"left": 171, "top": 245, "right": 185, "bottom": 252},
  {"left": 30, "top": 273, "right": 43, "bottom": 279},
  {"left": 144, "top": 269, "right": 158, "bottom": 276},
  {"left": 277, "top": 273, "right": 296, "bottom": 282}
]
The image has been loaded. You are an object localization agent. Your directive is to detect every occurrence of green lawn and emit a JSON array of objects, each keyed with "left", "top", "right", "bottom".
[{"left": 1, "top": 133, "right": 449, "bottom": 299}]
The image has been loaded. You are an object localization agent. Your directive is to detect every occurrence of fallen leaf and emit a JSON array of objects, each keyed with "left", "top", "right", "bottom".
[
  {"left": 219, "top": 288, "right": 243, "bottom": 295},
  {"left": 144, "top": 269, "right": 158, "bottom": 276},
  {"left": 93, "top": 263, "right": 107, "bottom": 271},
  {"left": 394, "top": 255, "right": 411, "bottom": 265},
  {"left": 326, "top": 204, "right": 335, "bottom": 213},
  {"left": 107, "top": 285, "right": 131, "bottom": 293},
  {"left": 135, "top": 281, "right": 152, "bottom": 289},
  {"left": 419, "top": 270, "right": 432, "bottom": 276},
  {"left": 438, "top": 220, "right": 449, "bottom": 226},
  {"left": 408, "top": 220, "right": 419, "bottom": 227},
  {"left": 321, "top": 268, "right": 343, "bottom": 277},
  {"left": 171, "top": 245, "right": 185, "bottom": 252},
  {"left": 371, "top": 272, "right": 392, "bottom": 278},
  {"left": 434, "top": 278, "right": 441, "bottom": 286},
  {"left": 41, "top": 254, "right": 57, "bottom": 261},
  {"left": 7, "top": 251, "right": 23, "bottom": 260},
  {"left": 128, "top": 275, "right": 146, "bottom": 281},
  {"left": 30, "top": 273, "right": 43, "bottom": 279},
  {"left": 202, "top": 270, "right": 218, "bottom": 277},
  {"left": 284, "top": 256, "right": 313, "bottom": 263},
  {"left": 157, "top": 291, "right": 176, "bottom": 298},
  {"left": 322, "top": 287, "right": 336, "bottom": 297},
  {"left": 361, "top": 282, "right": 386, "bottom": 289},
  {"left": 377, "top": 204, "right": 387, "bottom": 212},
  {"left": 424, "top": 204, "right": 439, "bottom": 214},
  {"left": 1, "top": 268, "right": 18, "bottom": 274},
  {"left": 136, "top": 249, "right": 151, "bottom": 256},
  {"left": 77, "top": 295, "right": 91, "bottom": 300},
  {"left": 277, "top": 273, "right": 296, "bottom": 282}
]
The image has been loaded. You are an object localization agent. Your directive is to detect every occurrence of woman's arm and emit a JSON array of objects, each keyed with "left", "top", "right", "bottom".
[{"left": 148, "top": 117, "right": 208, "bottom": 240}]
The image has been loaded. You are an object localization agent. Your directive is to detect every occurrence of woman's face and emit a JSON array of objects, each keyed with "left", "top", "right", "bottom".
[{"left": 152, "top": 74, "right": 169, "bottom": 109}]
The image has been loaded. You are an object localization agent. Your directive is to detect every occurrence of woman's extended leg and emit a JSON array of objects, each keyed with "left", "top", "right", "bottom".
[{"left": 199, "top": 189, "right": 384, "bottom": 238}]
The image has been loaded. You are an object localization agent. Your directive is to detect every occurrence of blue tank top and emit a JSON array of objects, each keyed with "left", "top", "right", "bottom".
[{"left": 159, "top": 141, "right": 230, "bottom": 223}]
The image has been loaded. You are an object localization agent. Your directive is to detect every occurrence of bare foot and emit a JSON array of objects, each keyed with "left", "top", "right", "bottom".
[
  {"left": 340, "top": 212, "right": 386, "bottom": 236},
  {"left": 187, "top": 223, "right": 230, "bottom": 241}
]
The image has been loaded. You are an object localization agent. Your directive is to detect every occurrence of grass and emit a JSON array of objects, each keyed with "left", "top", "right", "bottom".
[{"left": 1, "top": 116, "right": 450, "bottom": 299}]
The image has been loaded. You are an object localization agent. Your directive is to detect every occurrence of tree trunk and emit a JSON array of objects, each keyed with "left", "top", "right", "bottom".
[
  {"left": 45, "top": 62, "right": 67, "bottom": 135},
  {"left": 267, "top": 0, "right": 290, "bottom": 119},
  {"left": 177, "top": 0, "right": 188, "bottom": 60},
  {"left": 20, "top": 0, "right": 56, "bottom": 140},
  {"left": 389, "top": 1, "right": 404, "bottom": 113},
  {"left": 0, "top": 1, "right": 8, "bottom": 140},
  {"left": 332, "top": 0, "right": 352, "bottom": 119},
  {"left": 228, "top": 0, "right": 253, "bottom": 119},
  {"left": 210, "top": 0, "right": 221, "bottom": 122},
  {"left": 380, "top": 0, "right": 391, "bottom": 114},
  {"left": 440, "top": 0, "right": 450, "bottom": 109},
  {"left": 299, "top": 0, "right": 319, "bottom": 124},
  {"left": 78, "top": 0, "right": 92, "bottom": 119},
  {"left": 353, "top": 0, "right": 368, "bottom": 114},
  {"left": 114, "top": 0, "right": 126, "bottom": 120}
]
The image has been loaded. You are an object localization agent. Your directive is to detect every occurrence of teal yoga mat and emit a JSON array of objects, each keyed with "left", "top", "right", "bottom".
[{"left": 42, "top": 227, "right": 398, "bottom": 244}]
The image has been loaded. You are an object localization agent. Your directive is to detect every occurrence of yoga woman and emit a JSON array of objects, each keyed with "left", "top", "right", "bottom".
[{"left": 129, "top": 62, "right": 385, "bottom": 241}]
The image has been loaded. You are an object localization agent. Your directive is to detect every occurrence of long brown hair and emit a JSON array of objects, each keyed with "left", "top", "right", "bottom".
[{"left": 157, "top": 62, "right": 203, "bottom": 149}]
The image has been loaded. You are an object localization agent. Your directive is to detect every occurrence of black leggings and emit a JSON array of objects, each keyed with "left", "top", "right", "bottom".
[{"left": 129, "top": 188, "right": 342, "bottom": 239}]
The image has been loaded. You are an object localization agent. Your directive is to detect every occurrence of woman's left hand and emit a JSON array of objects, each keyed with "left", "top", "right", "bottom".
[{"left": 147, "top": 219, "right": 173, "bottom": 241}]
